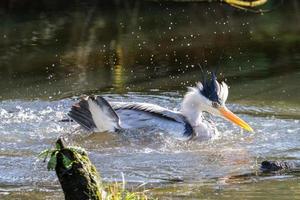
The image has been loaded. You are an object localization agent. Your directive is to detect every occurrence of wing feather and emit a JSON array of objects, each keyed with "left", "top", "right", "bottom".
[{"left": 112, "top": 102, "right": 193, "bottom": 137}]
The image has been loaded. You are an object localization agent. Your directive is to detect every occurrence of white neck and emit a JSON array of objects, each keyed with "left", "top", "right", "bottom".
[{"left": 180, "top": 89, "right": 205, "bottom": 126}]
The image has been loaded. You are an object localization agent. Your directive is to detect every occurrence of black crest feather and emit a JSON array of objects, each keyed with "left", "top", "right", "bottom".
[{"left": 199, "top": 72, "right": 222, "bottom": 104}]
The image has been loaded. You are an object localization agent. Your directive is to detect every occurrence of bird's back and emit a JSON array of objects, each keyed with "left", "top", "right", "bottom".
[{"left": 112, "top": 102, "right": 193, "bottom": 139}]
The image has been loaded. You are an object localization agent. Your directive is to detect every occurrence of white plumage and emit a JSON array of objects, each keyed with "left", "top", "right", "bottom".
[{"left": 87, "top": 98, "right": 117, "bottom": 132}]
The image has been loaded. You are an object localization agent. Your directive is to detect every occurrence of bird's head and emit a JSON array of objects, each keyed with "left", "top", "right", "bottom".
[{"left": 183, "top": 72, "right": 253, "bottom": 132}]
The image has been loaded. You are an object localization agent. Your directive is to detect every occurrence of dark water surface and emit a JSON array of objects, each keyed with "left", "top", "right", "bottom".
[{"left": 0, "top": 1, "right": 300, "bottom": 199}]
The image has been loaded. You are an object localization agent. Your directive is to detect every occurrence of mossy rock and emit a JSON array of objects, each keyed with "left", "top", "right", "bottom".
[
  {"left": 54, "top": 138, "right": 103, "bottom": 200},
  {"left": 40, "top": 138, "right": 152, "bottom": 200}
]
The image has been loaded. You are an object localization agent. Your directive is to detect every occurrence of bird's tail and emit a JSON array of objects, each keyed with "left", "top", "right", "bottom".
[{"left": 68, "top": 96, "right": 121, "bottom": 132}]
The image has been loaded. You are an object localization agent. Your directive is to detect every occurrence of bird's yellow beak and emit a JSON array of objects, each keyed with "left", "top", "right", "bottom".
[{"left": 218, "top": 107, "right": 253, "bottom": 132}]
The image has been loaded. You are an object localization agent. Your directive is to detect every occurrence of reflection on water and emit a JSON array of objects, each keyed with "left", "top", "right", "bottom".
[
  {"left": 0, "top": 1, "right": 299, "bottom": 102},
  {"left": 0, "top": 1, "right": 300, "bottom": 199}
]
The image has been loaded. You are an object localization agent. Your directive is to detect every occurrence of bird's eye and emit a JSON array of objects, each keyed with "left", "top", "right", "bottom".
[{"left": 212, "top": 102, "right": 219, "bottom": 108}]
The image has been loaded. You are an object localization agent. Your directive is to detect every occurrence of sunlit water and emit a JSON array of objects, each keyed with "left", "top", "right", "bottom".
[
  {"left": 0, "top": 1, "right": 300, "bottom": 199},
  {"left": 0, "top": 92, "right": 299, "bottom": 199}
]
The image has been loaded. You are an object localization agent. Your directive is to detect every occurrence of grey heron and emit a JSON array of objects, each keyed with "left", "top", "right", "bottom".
[{"left": 68, "top": 73, "right": 253, "bottom": 140}]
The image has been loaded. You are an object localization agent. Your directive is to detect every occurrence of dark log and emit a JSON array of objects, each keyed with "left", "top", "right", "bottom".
[{"left": 260, "top": 160, "right": 298, "bottom": 172}]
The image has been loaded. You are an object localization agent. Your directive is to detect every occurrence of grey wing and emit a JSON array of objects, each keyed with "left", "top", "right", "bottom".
[
  {"left": 112, "top": 102, "right": 193, "bottom": 138},
  {"left": 68, "top": 98, "right": 97, "bottom": 131},
  {"left": 68, "top": 96, "right": 121, "bottom": 132}
]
